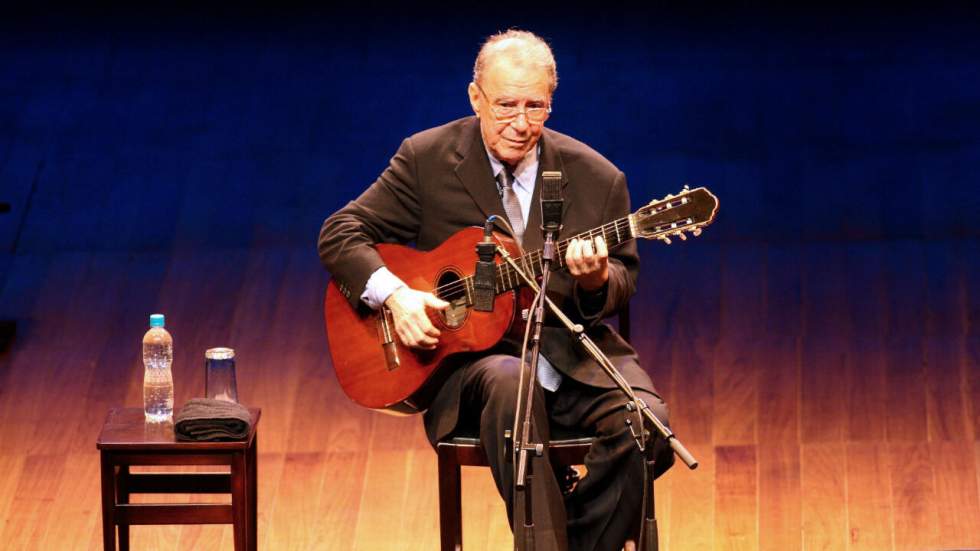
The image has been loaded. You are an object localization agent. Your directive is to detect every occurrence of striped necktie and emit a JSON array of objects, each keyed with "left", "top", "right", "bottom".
[
  {"left": 497, "top": 169, "right": 563, "bottom": 391},
  {"left": 497, "top": 169, "right": 525, "bottom": 245}
]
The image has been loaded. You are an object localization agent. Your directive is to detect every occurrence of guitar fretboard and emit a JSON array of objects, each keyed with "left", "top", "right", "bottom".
[{"left": 448, "top": 215, "right": 635, "bottom": 304}]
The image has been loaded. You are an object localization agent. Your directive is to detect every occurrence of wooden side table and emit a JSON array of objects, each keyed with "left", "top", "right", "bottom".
[{"left": 96, "top": 407, "right": 260, "bottom": 551}]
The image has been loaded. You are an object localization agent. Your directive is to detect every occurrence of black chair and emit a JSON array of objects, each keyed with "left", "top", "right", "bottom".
[{"left": 436, "top": 307, "right": 631, "bottom": 551}]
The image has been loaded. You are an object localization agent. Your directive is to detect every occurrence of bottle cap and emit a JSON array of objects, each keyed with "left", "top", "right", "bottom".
[
  {"left": 206, "top": 347, "right": 235, "bottom": 360},
  {"left": 149, "top": 314, "right": 165, "bottom": 328}
]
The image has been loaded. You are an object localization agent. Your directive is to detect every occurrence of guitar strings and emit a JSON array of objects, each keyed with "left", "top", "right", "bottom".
[
  {"left": 430, "top": 190, "right": 709, "bottom": 301},
  {"left": 431, "top": 217, "right": 634, "bottom": 299},
  {"left": 431, "top": 217, "right": 634, "bottom": 301}
]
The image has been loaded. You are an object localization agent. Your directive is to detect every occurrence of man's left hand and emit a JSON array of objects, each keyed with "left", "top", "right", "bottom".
[{"left": 565, "top": 236, "right": 608, "bottom": 291}]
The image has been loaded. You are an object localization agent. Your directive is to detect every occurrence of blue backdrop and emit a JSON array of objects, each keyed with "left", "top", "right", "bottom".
[{"left": 1, "top": 6, "right": 978, "bottom": 256}]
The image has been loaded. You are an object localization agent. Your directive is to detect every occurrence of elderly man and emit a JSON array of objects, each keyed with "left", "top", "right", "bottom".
[{"left": 319, "top": 29, "right": 674, "bottom": 551}]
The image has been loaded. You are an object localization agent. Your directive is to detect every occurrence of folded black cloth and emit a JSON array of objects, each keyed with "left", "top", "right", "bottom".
[{"left": 175, "top": 398, "right": 251, "bottom": 441}]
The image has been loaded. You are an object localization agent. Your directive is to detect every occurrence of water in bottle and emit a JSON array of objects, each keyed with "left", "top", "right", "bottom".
[{"left": 143, "top": 313, "right": 174, "bottom": 423}]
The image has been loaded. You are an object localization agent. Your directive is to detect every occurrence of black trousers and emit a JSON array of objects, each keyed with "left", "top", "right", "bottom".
[{"left": 443, "top": 354, "right": 674, "bottom": 551}]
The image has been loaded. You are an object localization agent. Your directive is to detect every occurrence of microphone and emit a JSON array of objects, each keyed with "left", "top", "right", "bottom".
[
  {"left": 540, "top": 171, "right": 563, "bottom": 234},
  {"left": 473, "top": 216, "right": 498, "bottom": 312}
]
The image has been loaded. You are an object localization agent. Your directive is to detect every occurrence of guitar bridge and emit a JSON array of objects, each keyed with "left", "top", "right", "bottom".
[{"left": 377, "top": 307, "right": 400, "bottom": 371}]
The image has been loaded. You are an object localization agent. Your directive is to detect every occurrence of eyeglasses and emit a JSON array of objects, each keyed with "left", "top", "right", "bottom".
[{"left": 475, "top": 82, "right": 551, "bottom": 124}]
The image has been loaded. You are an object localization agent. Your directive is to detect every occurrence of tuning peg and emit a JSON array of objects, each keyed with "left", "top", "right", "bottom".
[
  {"left": 692, "top": 227, "right": 702, "bottom": 237},
  {"left": 660, "top": 236, "right": 672, "bottom": 245},
  {"left": 676, "top": 232, "right": 687, "bottom": 241},
  {"left": 683, "top": 184, "right": 690, "bottom": 191}
]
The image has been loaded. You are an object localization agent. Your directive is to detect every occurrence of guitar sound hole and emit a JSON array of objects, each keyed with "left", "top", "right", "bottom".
[{"left": 435, "top": 269, "right": 469, "bottom": 329}]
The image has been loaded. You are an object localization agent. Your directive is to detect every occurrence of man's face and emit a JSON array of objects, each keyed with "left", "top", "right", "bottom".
[{"left": 468, "top": 58, "right": 551, "bottom": 167}]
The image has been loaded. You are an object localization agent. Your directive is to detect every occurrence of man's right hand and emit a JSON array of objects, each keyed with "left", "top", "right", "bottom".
[{"left": 384, "top": 287, "right": 450, "bottom": 350}]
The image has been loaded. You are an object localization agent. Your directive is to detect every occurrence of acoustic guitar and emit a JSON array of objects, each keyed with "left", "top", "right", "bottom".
[{"left": 324, "top": 186, "right": 719, "bottom": 413}]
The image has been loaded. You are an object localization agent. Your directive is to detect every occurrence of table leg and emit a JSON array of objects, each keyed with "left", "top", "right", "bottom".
[
  {"left": 437, "top": 445, "right": 464, "bottom": 551},
  {"left": 99, "top": 453, "right": 117, "bottom": 551},
  {"left": 117, "top": 465, "right": 130, "bottom": 551},
  {"left": 247, "top": 434, "right": 258, "bottom": 551},
  {"left": 231, "top": 450, "right": 247, "bottom": 551}
]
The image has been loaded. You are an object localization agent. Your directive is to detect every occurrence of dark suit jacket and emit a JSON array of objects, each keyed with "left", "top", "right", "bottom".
[{"left": 318, "top": 116, "right": 654, "bottom": 441}]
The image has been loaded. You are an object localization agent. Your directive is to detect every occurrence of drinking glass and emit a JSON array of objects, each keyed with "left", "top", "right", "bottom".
[{"left": 205, "top": 347, "right": 238, "bottom": 402}]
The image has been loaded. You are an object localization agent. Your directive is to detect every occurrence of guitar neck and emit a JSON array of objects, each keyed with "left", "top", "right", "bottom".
[
  {"left": 492, "top": 215, "right": 635, "bottom": 294},
  {"left": 445, "top": 186, "right": 717, "bottom": 304}
]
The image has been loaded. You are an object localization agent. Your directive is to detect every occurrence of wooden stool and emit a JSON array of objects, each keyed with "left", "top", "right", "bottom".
[
  {"left": 96, "top": 407, "right": 260, "bottom": 551},
  {"left": 437, "top": 430, "right": 593, "bottom": 551}
]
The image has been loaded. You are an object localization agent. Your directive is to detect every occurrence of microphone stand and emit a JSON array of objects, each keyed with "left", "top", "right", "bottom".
[
  {"left": 510, "top": 226, "right": 560, "bottom": 551},
  {"left": 496, "top": 244, "right": 698, "bottom": 551},
  {"left": 508, "top": 171, "right": 566, "bottom": 551}
]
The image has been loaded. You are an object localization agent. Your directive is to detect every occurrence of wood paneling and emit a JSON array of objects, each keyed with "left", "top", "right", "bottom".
[
  {"left": 714, "top": 445, "right": 757, "bottom": 551},
  {"left": 884, "top": 337, "right": 927, "bottom": 442},
  {"left": 845, "top": 443, "right": 893, "bottom": 551},
  {"left": 713, "top": 337, "right": 757, "bottom": 446},
  {"left": 670, "top": 334, "right": 715, "bottom": 444},
  {"left": 931, "top": 441, "right": 980, "bottom": 549},
  {"left": 847, "top": 337, "right": 888, "bottom": 442},
  {"left": 967, "top": 337, "right": 980, "bottom": 440},
  {"left": 924, "top": 335, "right": 969, "bottom": 441},
  {"left": 667, "top": 441, "right": 714, "bottom": 551},
  {"left": 758, "top": 443, "right": 800, "bottom": 551},
  {"left": 800, "top": 444, "right": 846, "bottom": 551},
  {"left": 889, "top": 443, "right": 940, "bottom": 550},
  {"left": 1, "top": 454, "right": 68, "bottom": 546},
  {"left": 757, "top": 336, "right": 799, "bottom": 444},
  {"left": 0, "top": 241, "right": 978, "bottom": 550}
]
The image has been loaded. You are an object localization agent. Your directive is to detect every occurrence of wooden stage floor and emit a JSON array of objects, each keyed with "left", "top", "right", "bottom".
[{"left": 0, "top": 239, "right": 977, "bottom": 550}]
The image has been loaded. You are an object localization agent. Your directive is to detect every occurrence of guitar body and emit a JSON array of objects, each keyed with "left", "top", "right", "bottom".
[
  {"left": 324, "top": 186, "right": 720, "bottom": 414},
  {"left": 324, "top": 227, "right": 522, "bottom": 413}
]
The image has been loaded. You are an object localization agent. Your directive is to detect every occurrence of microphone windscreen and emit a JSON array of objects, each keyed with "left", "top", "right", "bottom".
[{"left": 541, "top": 171, "right": 562, "bottom": 201}]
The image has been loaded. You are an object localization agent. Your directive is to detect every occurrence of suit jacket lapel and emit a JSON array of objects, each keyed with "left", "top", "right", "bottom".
[
  {"left": 454, "top": 120, "right": 507, "bottom": 225},
  {"left": 454, "top": 121, "right": 570, "bottom": 248}
]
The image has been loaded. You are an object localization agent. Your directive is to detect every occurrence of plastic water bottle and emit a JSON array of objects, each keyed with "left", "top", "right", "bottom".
[{"left": 143, "top": 313, "right": 174, "bottom": 423}]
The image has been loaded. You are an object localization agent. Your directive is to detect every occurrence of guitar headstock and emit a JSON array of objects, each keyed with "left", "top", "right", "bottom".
[{"left": 631, "top": 186, "right": 719, "bottom": 244}]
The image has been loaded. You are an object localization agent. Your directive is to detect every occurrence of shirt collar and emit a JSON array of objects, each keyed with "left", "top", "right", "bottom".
[{"left": 485, "top": 143, "right": 540, "bottom": 194}]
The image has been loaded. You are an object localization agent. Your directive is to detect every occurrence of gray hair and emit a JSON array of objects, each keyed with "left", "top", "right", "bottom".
[{"left": 473, "top": 29, "right": 558, "bottom": 94}]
